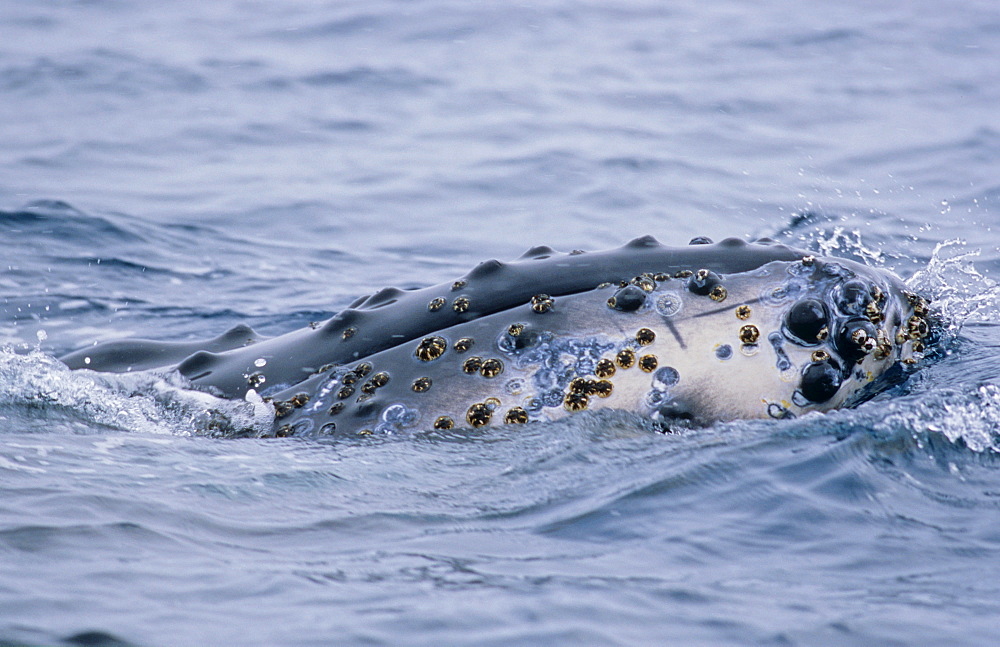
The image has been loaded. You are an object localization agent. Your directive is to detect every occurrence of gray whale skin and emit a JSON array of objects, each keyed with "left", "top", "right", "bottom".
[{"left": 60, "top": 236, "right": 932, "bottom": 436}]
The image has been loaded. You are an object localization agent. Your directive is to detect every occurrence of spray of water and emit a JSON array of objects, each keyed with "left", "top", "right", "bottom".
[
  {"left": 0, "top": 346, "right": 274, "bottom": 437},
  {"left": 906, "top": 239, "right": 1000, "bottom": 338},
  {"left": 882, "top": 240, "right": 1000, "bottom": 453}
]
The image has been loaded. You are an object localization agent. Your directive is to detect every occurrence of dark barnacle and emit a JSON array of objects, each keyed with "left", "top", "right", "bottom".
[
  {"left": 370, "top": 372, "right": 390, "bottom": 388},
  {"left": 428, "top": 297, "right": 446, "bottom": 312},
  {"left": 687, "top": 269, "right": 722, "bottom": 296},
  {"left": 328, "top": 402, "right": 344, "bottom": 415},
  {"left": 738, "top": 324, "right": 760, "bottom": 345},
  {"left": 629, "top": 275, "right": 657, "bottom": 292},
  {"left": 462, "top": 356, "right": 483, "bottom": 374},
  {"left": 907, "top": 315, "right": 929, "bottom": 340},
  {"left": 355, "top": 362, "right": 372, "bottom": 377},
  {"left": 453, "top": 297, "right": 471, "bottom": 313},
  {"left": 415, "top": 336, "right": 447, "bottom": 361},
  {"left": 454, "top": 337, "right": 474, "bottom": 353},
  {"left": 531, "top": 294, "right": 554, "bottom": 313},
  {"left": 289, "top": 393, "right": 309, "bottom": 408},
  {"left": 836, "top": 280, "right": 870, "bottom": 316},
  {"left": 595, "top": 358, "right": 616, "bottom": 378},
  {"left": 508, "top": 323, "right": 525, "bottom": 337},
  {"left": 616, "top": 348, "right": 636, "bottom": 369},
  {"left": 735, "top": 305, "right": 752, "bottom": 320},
  {"left": 638, "top": 354, "right": 659, "bottom": 373},
  {"left": 592, "top": 380, "right": 613, "bottom": 398},
  {"left": 274, "top": 401, "right": 294, "bottom": 418},
  {"left": 905, "top": 291, "right": 930, "bottom": 317},
  {"left": 836, "top": 319, "right": 878, "bottom": 362},
  {"left": 709, "top": 285, "right": 727, "bottom": 302},
  {"left": 872, "top": 329, "right": 892, "bottom": 360},
  {"left": 342, "top": 327, "right": 357, "bottom": 340},
  {"left": 452, "top": 280, "right": 467, "bottom": 291},
  {"left": 569, "top": 377, "right": 589, "bottom": 394},
  {"left": 865, "top": 301, "right": 884, "bottom": 324},
  {"left": 480, "top": 358, "right": 504, "bottom": 378},
  {"left": 564, "top": 392, "right": 589, "bottom": 411},
  {"left": 607, "top": 285, "right": 647, "bottom": 312},
  {"left": 466, "top": 403, "right": 492, "bottom": 428},
  {"left": 337, "top": 385, "right": 354, "bottom": 399},
  {"left": 784, "top": 299, "right": 827, "bottom": 345},
  {"left": 799, "top": 356, "right": 843, "bottom": 403},
  {"left": 504, "top": 407, "right": 529, "bottom": 424},
  {"left": 635, "top": 328, "right": 656, "bottom": 346},
  {"left": 412, "top": 376, "right": 432, "bottom": 392},
  {"left": 275, "top": 424, "right": 293, "bottom": 438},
  {"left": 434, "top": 416, "right": 454, "bottom": 430}
]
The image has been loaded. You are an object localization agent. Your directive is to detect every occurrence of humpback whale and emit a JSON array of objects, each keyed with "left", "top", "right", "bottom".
[{"left": 60, "top": 236, "right": 932, "bottom": 436}]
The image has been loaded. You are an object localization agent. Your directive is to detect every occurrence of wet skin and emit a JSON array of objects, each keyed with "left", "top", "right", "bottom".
[{"left": 60, "top": 237, "right": 931, "bottom": 436}]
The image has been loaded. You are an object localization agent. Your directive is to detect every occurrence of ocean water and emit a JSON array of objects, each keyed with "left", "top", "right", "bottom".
[{"left": 2, "top": 1, "right": 999, "bottom": 645}]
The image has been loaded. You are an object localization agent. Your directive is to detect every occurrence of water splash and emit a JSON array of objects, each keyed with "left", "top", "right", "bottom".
[
  {"left": 921, "top": 384, "right": 1000, "bottom": 453},
  {"left": 777, "top": 212, "right": 889, "bottom": 267},
  {"left": 866, "top": 384, "right": 1000, "bottom": 454},
  {"left": 0, "top": 347, "right": 274, "bottom": 437},
  {"left": 869, "top": 239, "right": 1000, "bottom": 454},
  {"left": 907, "top": 239, "right": 1000, "bottom": 339},
  {"left": 811, "top": 225, "right": 887, "bottom": 268}
]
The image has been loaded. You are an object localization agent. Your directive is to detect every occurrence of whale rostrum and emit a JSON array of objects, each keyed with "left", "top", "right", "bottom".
[{"left": 60, "top": 236, "right": 932, "bottom": 435}]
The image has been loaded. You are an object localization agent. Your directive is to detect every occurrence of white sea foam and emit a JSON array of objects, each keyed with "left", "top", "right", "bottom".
[{"left": 0, "top": 346, "right": 274, "bottom": 437}]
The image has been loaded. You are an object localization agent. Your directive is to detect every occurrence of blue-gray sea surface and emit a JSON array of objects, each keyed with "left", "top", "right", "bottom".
[{"left": 2, "top": 1, "right": 1000, "bottom": 645}]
